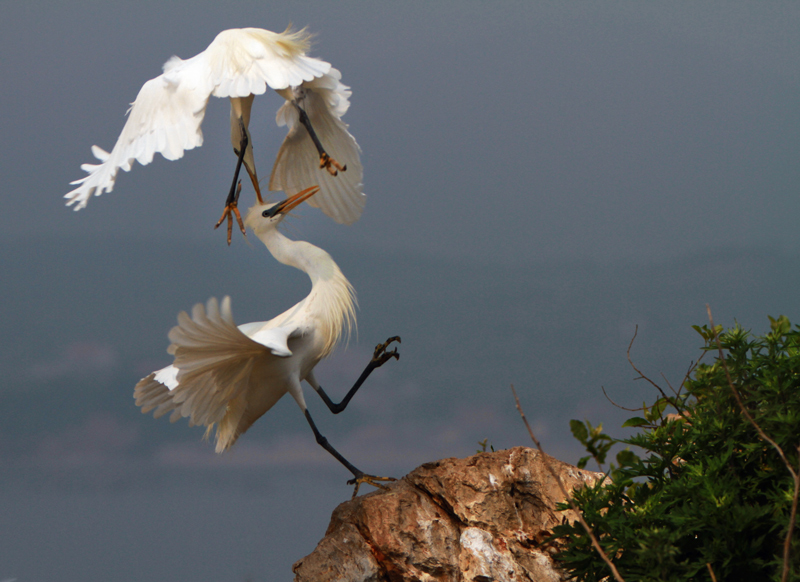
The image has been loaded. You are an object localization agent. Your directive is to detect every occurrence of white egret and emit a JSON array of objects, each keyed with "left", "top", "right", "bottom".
[
  {"left": 65, "top": 27, "right": 365, "bottom": 242},
  {"left": 134, "top": 186, "right": 398, "bottom": 496}
]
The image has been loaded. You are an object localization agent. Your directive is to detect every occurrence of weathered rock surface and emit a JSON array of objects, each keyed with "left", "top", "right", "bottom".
[{"left": 293, "top": 447, "right": 602, "bottom": 582}]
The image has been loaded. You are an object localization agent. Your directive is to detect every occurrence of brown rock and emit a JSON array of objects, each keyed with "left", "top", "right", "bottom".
[{"left": 293, "top": 447, "right": 602, "bottom": 582}]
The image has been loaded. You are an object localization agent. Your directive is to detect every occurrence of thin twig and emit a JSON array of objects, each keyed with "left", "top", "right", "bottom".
[
  {"left": 706, "top": 562, "right": 718, "bottom": 582},
  {"left": 660, "top": 371, "right": 677, "bottom": 396},
  {"left": 626, "top": 326, "right": 692, "bottom": 423},
  {"left": 679, "top": 356, "right": 706, "bottom": 397},
  {"left": 627, "top": 326, "right": 670, "bottom": 417},
  {"left": 601, "top": 385, "right": 645, "bottom": 412},
  {"left": 666, "top": 358, "right": 703, "bottom": 415},
  {"left": 706, "top": 305, "right": 798, "bottom": 582},
  {"left": 511, "top": 384, "right": 626, "bottom": 582}
]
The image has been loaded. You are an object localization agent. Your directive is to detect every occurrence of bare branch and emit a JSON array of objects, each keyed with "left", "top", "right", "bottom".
[
  {"left": 626, "top": 326, "right": 692, "bottom": 423},
  {"left": 661, "top": 371, "right": 677, "bottom": 397},
  {"left": 706, "top": 562, "right": 718, "bottom": 582},
  {"left": 601, "top": 385, "right": 645, "bottom": 412},
  {"left": 511, "top": 385, "right": 626, "bottom": 582},
  {"left": 680, "top": 355, "right": 706, "bottom": 397}
]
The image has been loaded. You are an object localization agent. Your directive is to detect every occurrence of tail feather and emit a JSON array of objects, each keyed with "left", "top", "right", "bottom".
[
  {"left": 133, "top": 296, "right": 272, "bottom": 452},
  {"left": 134, "top": 369, "right": 180, "bottom": 418}
]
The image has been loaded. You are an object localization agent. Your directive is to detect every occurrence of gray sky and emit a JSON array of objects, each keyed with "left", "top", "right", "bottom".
[
  {"left": 4, "top": 1, "right": 800, "bottom": 261},
  {"left": 1, "top": 1, "right": 799, "bottom": 580}
]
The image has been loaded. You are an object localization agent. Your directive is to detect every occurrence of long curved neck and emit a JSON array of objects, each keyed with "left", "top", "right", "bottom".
[
  {"left": 257, "top": 226, "right": 357, "bottom": 355},
  {"left": 258, "top": 227, "right": 331, "bottom": 284}
]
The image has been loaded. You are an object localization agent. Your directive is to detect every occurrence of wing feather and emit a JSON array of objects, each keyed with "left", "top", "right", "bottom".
[
  {"left": 207, "top": 28, "right": 330, "bottom": 98},
  {"left": 65, "top": 27, "right": 332, "bottom": 210},
  {"left": 269, "top": 70, "right": 365, "bottom": 225},
  {"left": 65, "top": 53, "right": 213, "bottom": 210},
  {"left": 133, "top": 296, "right": 302, "bottom": 439}
]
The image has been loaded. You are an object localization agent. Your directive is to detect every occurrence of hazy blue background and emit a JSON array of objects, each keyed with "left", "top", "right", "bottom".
[{"left": 1, "top": 1, "right": 799, "bottom": 580}]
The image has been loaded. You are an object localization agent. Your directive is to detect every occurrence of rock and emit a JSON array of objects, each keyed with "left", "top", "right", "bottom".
[{"left": 293, "top": 446, "right": 602, "bottom": 582}]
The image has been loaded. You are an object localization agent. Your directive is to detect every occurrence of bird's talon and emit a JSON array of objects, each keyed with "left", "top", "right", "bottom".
[
  {"left": 347, "top": 473, "right": 397, "bottom": 498},
  {"left": 371, "top": 336, "right": 401, "bottom": 365},
  {"left": 214, "top": 184, "right": 246, "bottom": 245},
  {"left": 320, "top": 153, "right": 347, "bottom": 177}
]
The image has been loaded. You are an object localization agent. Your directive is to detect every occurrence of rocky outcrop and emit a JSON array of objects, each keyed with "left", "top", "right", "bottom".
[{"left": 293, "top": 447, "right": 602, "bottom": 582}]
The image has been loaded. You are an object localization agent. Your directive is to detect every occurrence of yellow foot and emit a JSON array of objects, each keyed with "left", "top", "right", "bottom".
[
  {"left": 320, "top": 152, "right": 347, "bottom": 177},
  {"left": 372, "top": 336, "right": 401, "bottom": 367},
  {"left": 214, "top": 182, "right": 246, "bottom": 245},
  {"left": 347, "top": 473, "right": 397, "bottom": 498}
]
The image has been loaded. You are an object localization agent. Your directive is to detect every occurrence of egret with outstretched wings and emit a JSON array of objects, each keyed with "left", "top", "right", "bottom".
[
  {"left": 66, "top": 28, "right": 364, "bottom": 242},
  {"left": 134, "top": 187, "right": 397, "bottom": 496}
]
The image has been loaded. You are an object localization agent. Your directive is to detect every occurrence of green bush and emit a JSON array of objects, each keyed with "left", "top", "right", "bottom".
[{"left": 554, "top": 316, "right": 800, "bottom": 582}]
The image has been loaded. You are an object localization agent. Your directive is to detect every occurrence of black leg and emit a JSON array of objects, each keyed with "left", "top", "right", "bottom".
[
  {"left": 303, "top": 409, "right": 396, "bottom": 498},
  {"left": 304, "top": 409, "right": 362, "bottom": 476},
  {"left": 214, "top": 118, "right": 249, "bottom": 244},
  {"left": 226, "top": 118, "right": 249, "bottom": 208},
  {"left": 315, "top": 336, "right": 400, "bottom": 415},
  {"left": 292, "top": 102, "right": 347, "bottom": 176},
  {"left": 293, "top": 103, "right": 326, "bottom": 158}
]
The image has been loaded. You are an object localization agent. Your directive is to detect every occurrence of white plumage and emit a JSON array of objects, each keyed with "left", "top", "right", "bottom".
[
  {"left": 134, "top": 187, "right": 356, "bottom": 452},
  {"left": 66, "top": 27, "right": 365, "bottom": 226},
  {"left": 134, "top": 187, "right": 399, "bottom": 496}
]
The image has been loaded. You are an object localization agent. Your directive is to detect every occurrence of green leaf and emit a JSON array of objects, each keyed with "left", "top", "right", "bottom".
[
  {"left": 768, "top": 314, "right": 791, "bottom": 337},
  {"left": 554, "top": 315, "right": 800, "bottom": 582},
  {"left": 622, "top": 416, "right": 649, "bottom": 428},
  {"left": 570, "top": 419, "right": 589, "bottom": 444},
  {"left": 616, "top": 449, "right": 638, "bottom": 467}
]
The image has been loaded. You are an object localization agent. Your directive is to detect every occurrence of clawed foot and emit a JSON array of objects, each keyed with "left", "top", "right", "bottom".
[
  {"left": 347, "top": 472, "right": 397, "bottom": 498},
  {"left": 372, "top": 336, "right": 401, "bottom": 367},
  {"left": 214, "top": 181, "right": 246, "bottom": 245},
  {"left": 320, "top": 152, "right": 347, "bottom": 177}
]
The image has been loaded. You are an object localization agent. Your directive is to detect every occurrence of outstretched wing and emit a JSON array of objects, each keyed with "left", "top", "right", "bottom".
[
  {"left": 65, "top": 54, "right": 215, "bottom": 210},
  {"left": 65, "top": 27, "right": 332, "bottom": 210},
  {"left": 133, "top": 296, "right": 300, "bottom": 433},
  {"left": 269, "top": 69, "right": 366, "bottom": 225}
]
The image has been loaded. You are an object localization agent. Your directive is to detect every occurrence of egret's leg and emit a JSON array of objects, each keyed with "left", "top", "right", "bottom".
[
  {"left": 314, "top": 337, "right": 401, "bottom": 415},
  {"left": 213, "top": 181, "right": 244, "bottom": 245},
  {"left": 303, "top": 409, "right": 396, "bottom": 498},
  {"left": 243, "top": 162, "right": 263, "bottom": 205},
  {"left": 214, "top": 118, "right": 250, "bottom": 244},
  {"left": 292, "top": 102, "right": 347, "bottom": 177}
]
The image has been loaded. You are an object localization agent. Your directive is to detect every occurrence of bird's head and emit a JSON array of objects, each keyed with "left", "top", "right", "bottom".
[{"left": 245, "top": 185, "right": 320, "bottom": 234}]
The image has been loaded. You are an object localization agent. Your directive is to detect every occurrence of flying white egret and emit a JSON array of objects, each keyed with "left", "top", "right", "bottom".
[
  {"left": 65, "top": 27, "right": 365, "bottom": 242},
  {"left": 134, "top": 186, "right": 398, "bottom": 496}
]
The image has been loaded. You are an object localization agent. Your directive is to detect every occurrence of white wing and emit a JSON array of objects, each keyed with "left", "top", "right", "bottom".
[
  {"left": 133, "top": 296, "right": 302, "bottom": 431},
  {"left": 65, "top": 27, "right": 332, "bottom": 210},
  {"left": 65, "top": 54, "right": 214, "bottom": 210},
  {"left": 269, "top": 69, "right": 365, "bottom": 225}
]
